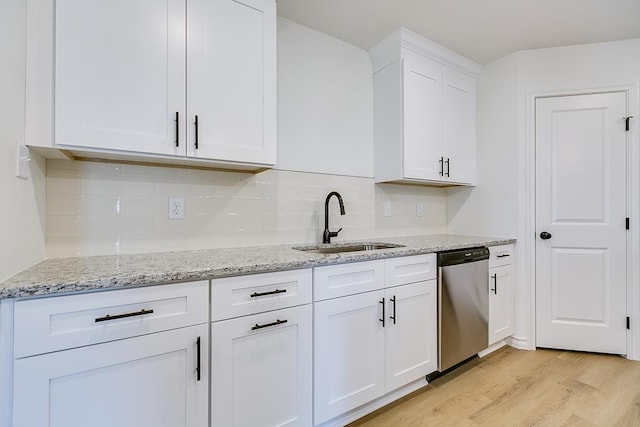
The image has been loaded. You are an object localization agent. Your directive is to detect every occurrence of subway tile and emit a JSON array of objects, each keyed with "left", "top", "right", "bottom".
[
  {"left": 46, "top": 160, "right": 449, "bottom": 255},
  {"left": 46, "top": 216, "right": 82, "bottom": 237}
]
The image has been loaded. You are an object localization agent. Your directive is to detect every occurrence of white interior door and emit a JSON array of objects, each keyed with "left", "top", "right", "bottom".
[{"left": 535, "top": 92, "right": 627, "bottom": 354}]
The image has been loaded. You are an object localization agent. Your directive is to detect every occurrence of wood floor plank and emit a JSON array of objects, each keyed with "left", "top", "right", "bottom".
[{"left": 349, "top": 348, "right": 640, "bottom": 427}]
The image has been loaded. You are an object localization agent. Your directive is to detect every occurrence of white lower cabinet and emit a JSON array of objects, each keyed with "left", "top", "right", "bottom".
[
  {"left": 314, "top": 264, "right": 437, "bottom": 425},
  {"left": 489, "top": 263, "right": 514, "bottom": 344},
  {"left": 488, "top": 245, "right": 515, "bottom": 345},
  {"left": 210, "top": 269, "right": 313, "bottom": 427},
  {"left": 211, "top": 304, "right": 312, "bottom": 427},
  {"left": 385, "top": 281, "right": 437, "bottom": 391},
  {"left": 314, "top": 290, "right": 386, "bottom": 424},
  {"left": 13, "top": 323, "right": 209, "bottom": 427}
]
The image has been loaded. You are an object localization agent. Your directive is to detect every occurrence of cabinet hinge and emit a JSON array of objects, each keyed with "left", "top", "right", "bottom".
[
  {"left": 626, "top": 218, "right": 630, "bottom": 230},
  {"left": 627, "top": 316, "right": 630, "bottom": 330},
  {"left": 626, "top": 116, "right": 634, "bottom": 132}
]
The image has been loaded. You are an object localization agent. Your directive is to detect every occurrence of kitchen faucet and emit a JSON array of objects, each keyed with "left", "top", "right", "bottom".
[{"left": 323, "top": 191, "right": 346, "bottom": 244}]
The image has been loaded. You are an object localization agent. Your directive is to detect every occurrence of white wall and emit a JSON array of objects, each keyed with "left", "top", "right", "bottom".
[
  {"left": 276, "top": 17, "right": 374, "bottom": 177},
  {"left": 448, "top": 38, "right": 640, "bottom": 354},
  {"left": 0, "top": 0, "right": 46, "bottom": 281}
]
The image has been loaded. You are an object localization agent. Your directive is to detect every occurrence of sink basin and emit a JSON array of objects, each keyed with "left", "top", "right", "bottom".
[{"left": 294, "top": 242, "right": 405, "bottom": 254}]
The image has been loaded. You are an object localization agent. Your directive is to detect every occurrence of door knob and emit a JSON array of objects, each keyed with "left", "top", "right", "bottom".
[{"left": 540, "top": 231, "right": 552, "bottom": 240}]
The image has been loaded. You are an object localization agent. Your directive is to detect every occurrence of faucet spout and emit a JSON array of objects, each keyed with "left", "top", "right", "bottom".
[{"left": 323, "top": 191, "right": 346, "bottom": 244}]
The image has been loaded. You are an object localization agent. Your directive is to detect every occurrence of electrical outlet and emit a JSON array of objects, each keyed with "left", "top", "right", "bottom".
[
  {"left": 416, "top": 203, "right": 424, "bottom": 217},
  {"left": 168, "top": 197, "right": 184, "bottom": 219},
  {"left": 383, "top": 201, "right": 392, "bottom": 217}
]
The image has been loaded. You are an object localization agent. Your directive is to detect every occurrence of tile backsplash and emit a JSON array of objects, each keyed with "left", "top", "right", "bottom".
[{"left": 45, "top": 160, "right": 447, "bottom": 258}]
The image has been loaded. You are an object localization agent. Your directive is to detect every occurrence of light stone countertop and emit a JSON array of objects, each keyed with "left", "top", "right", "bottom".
[{"left": 0, "top": 234, "right": 516, "bottom": 299}]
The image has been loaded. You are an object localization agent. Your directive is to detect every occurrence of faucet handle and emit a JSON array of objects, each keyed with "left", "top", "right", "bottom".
[{"left": 328, "top": 228, "right": 343, "bottom": 239}]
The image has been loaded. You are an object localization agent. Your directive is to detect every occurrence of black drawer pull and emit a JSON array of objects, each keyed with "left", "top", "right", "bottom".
[
  {"left": 251, "top": 319, "right": 288, "bottom": 330},
  {"left": 491, "top": 274, "right": 498, "bottom": 295},
  {"left": 379, "top": 298, "right": 385, "bottom": 327},
  {"left": 496, "top": 254, "right": 510, "bottom": 258},
  {"left": 250, "top": 289, "right": 287, "bottom": 298},
  {"left": 95, "top": 308, "right": 154, "bottom": 323}
]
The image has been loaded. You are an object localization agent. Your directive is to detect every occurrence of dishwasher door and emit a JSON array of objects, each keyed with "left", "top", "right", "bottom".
[{"left": 438, "top": 253, "right": 489, "bottom": 372}]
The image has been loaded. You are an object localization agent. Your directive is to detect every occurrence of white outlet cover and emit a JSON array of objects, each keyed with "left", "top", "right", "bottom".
[
  {"left": 416, "top": 203, "right": 424, "bottom": 217},
  {"left": 168, "top": 197, "right": 185, "bottom": 219}
]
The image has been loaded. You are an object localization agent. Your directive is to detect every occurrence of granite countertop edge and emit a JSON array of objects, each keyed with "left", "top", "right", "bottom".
[{"left": 0, "top": 234, "right": 516, "bottom": 299}]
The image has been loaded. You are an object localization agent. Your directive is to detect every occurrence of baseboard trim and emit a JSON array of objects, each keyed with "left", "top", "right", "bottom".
[
  {"left": 478, "top": 340, "right": 507, "bottom": 358},
  {"left": 316, "top": 378, "right": 428, "bottom": 427},
  {"left": 508, "top": 335, "right": 532, "bottom": 350}
]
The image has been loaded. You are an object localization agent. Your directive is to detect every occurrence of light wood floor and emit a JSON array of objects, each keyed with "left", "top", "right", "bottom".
[{"left": 349, "top": 346, "right": 640, "bottom": 426}]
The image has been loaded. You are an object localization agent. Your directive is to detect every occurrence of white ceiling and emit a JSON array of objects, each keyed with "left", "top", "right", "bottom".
[{"left": 276, "top": 0, "right": 640, "bottom": 65}]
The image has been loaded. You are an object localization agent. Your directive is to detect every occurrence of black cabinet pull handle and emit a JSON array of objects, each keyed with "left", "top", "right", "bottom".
[
  {"left": 194, "top": 115, "right": 199, "bottom": 149},
  {"left": 496, "top": 254, "right": 510, "bottom": 258},
  {"left": 445, "top": 158, "right": 450, "bottom": 177},
  {"left": 175, "top": 112, "right": 180, "bottom": 147},
  {"left": 390, "top": 296, "right": 397, "bottom": 324},
  {"left": 196, "top": 336, "right": 201, "bottom": 381},
  {"left": 491, "top": 274, "right": 498, "bottom": 295},
  {"left": 251, "top": 319, "right": 288, "bottom": 330},
  {"left": 439, "top": 157, "right": 444, "bottom": 176},
  {"left": 250, "top": 289, "right": 287, "bottom": 298},
  {"left": 95, "top": 308, "right": 154, "bottom": 323},
  {"left": 379, "top": 298, "right": 385, "bottom": 327}
]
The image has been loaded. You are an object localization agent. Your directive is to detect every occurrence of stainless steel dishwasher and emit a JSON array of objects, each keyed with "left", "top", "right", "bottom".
[{"left": 437, "top": 247, "right": 490, "bottom": 372}]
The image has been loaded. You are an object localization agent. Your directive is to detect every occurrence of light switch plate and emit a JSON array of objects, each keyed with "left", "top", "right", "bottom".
[
  {"left": 383, "top": 201, "right": 392, "bottom": 217},
  {"left": 16, "top": 143, "right": 30, "bottom": 179}
]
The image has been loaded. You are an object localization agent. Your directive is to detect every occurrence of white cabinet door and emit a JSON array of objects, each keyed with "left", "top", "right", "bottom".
[
  {"left": 489, "top": 264, "right": 514, "bottom": 345},
  {"left": 13, "top": 324, "right": 208, "bottom": 427},
  {"left": 402, "top": 57, "right": 443, "bottom": 181},
  {"left": 385, "top": 280, "right": 437, "bottom": 391},
  {"left": 55, "top": 0, "right": 186, "bottom": 156},
  {"left": 314, "top": 290, "right": 386, "bottom": 425},
  {"left": 442, "top": 68, "right": 476, "bottom": 185},
  {"left": 187, "top": 0, "right": 276, "bottom": 165},
  {"left": 211, "top": 304, "right": 312, "bottom": 427}
]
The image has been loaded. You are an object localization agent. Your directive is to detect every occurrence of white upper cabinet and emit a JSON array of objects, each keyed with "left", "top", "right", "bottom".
[
  {"left": 187, "top": 0, "right": 276, "bottom": 165},
  {"left": 369, "top": 28, "right": 479, "bottom": 186},
  {"left": 55, "top": 0, "right": 187, "bottom": 157},
  {"left": 29, "top": 0, "right": 276, "bottom": 170}
]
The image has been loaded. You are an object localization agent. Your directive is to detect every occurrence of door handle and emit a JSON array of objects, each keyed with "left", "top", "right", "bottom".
[
  {"left": 379, "top": 298, "right": 385, "bottom": 327},
  {"left": 491, "top": 274, "right": 497, "bottom": 295},
  {"left": 540, "top": 231, "right": 552, "bottom": 240}
]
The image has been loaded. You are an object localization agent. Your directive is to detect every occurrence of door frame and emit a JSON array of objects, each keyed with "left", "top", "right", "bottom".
[{"left": 523, "top": 84, "right": 640, "bottom": 360}]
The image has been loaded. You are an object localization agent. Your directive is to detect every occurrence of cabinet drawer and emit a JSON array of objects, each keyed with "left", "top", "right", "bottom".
[
  {"left": 385, "top": 254, "right": 436, "bottom": 286},
  {"left": 313, "top": 260, "right": 385, "bottom": 301},
  {"left": 14, "top": 281, "right": 209, "bottom": 359},
  {"left": 489, "top": 244, "right": 514, "bottom": 268},
  {"left": 211, "top": 269, "right": 312, "bottom": 321}
]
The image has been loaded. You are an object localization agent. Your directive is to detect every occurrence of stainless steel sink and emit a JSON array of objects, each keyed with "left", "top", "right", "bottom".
[{"left": 294, "top": 242, "right": 405, "bottom": 254}]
